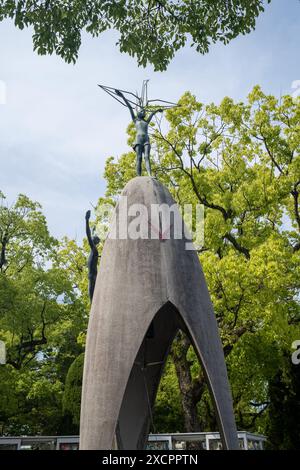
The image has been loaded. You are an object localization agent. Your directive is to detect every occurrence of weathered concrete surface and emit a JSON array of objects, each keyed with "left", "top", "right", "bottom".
[{"left": 80, "top": 176, "right": 239, "bottom": 450}]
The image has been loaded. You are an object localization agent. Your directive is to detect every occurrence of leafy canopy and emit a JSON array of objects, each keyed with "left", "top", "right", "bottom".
[
  {"left": 0, "top": 0, "right": 271, "bottom": 70},
  {"left": 0, "top": 193, "right": 87, "bottom": 434}
]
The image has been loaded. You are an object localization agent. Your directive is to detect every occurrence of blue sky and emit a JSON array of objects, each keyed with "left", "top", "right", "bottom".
[{"left": 0, "top": 0, "right": 299, "bottom": 241}]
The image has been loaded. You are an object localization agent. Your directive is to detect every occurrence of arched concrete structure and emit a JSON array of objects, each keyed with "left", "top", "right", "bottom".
[{"left": 80, "top": 176, "right": 238, "bottom": 450}]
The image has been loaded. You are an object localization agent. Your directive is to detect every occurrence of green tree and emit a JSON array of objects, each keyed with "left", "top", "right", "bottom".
[
  {"left": 0, "top": 193, "right": 87, "bottom": 434},
  {"left": 0, "top": 0, "right": 271, "bottom": 70},
  {"left": 101, "top": 87, "right": 300, "bottom": 438}
]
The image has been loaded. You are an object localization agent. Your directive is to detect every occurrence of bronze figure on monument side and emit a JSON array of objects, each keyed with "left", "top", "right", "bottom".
[
  {"left": 85, "top": 210, "right": 100, "bottom": 301},
  {"left": 80, "top": 178, "right": 239, "bottom": 450}
]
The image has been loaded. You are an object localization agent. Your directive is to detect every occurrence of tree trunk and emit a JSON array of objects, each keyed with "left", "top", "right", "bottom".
[{"left": 170, "top": 331, "right": 205, "bottom": 450}]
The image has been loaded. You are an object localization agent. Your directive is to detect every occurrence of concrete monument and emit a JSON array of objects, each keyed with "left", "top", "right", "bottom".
[{"left": 80, "top": 176, "right": 239, "bottom": 450}]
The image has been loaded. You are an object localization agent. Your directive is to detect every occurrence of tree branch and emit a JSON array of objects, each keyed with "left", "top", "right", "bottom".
[{"left": 224, "top": 232, "right": 250, "bottom": 259}]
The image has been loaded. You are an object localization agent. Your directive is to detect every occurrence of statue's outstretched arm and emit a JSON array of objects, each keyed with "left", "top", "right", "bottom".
[
  {"left": 85, "top": 210, "right": 94, "bottom": 249},
  {"left": 147, "top": 108, "right": 163, "bottom": 124},
  {"left": 115, "top": 89, "right": 135, "bottom": 122}
]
